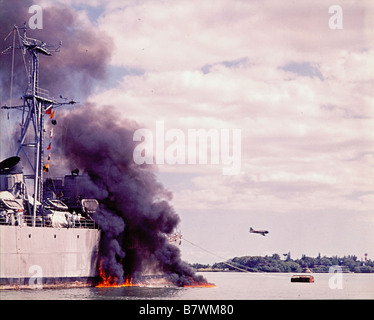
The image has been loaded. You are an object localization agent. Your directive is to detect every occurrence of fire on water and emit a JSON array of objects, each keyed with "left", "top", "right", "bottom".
[
  {"left": 96, "top": 261, "right": 215, "bottom": 288},
  {"left": 96, "top": 262, "right": 143, "bottom": 288},
  {"left": 96, "top": 276, "right": 141, "bottom": 288},
  {"left": 183, "top": 281, "right": 216, "bottom": 288}
]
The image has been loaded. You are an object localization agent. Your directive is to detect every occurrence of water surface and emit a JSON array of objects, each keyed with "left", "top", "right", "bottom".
[{"left": 1, "top": 272, "right": 373, "bottom": 300}]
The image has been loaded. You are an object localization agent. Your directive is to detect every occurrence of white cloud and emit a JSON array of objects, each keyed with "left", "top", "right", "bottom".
[
  {"left": 85, "top": 0, "right": 374, "bottom": 258},
  {"left": 96, "top": 0, "right": 371, "bottom": 71}
]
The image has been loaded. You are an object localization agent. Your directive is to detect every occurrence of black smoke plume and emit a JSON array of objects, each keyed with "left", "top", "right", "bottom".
[
  {"left": 0, "top": 0, "right": 112, "bottom": 102},
  {"left": 54, "top": 105, "right": 207, "bottom": 286},
  {"left": 1, "top": 0, "right": 112, "bottom": 157}
]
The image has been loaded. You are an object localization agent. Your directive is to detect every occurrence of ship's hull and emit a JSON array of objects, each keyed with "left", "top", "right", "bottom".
[{"left": 0, "top": 225, "right": 101, "bottom": 289}]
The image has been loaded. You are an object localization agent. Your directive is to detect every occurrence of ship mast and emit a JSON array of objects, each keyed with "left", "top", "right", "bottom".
[{"left": 2, "top": 24, "right": 74, "bottom": 226}]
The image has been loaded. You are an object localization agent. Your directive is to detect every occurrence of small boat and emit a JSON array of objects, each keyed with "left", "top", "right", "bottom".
[{"left": 291, "top": 275, "right": 314, "bottom": 283}]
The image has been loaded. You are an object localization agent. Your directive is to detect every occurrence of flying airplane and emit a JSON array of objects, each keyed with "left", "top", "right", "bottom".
[{"left": 249, "top": 227, "right": 269, "bottom": 236}]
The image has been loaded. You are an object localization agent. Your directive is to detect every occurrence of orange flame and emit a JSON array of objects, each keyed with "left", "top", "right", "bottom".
[
  {"left": 96, "top": 261, "right": 140, "bottom": 288},
  {"left": 183, "top": 280, "right": 216, "bottom": 288},
  {"left": 96, "top": 260, "right": 215, "bottom": 288}
]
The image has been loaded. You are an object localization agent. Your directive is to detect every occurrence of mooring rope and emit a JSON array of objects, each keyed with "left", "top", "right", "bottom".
[{"left": 182, "top": 237, "right": 252, "bottom": 273}]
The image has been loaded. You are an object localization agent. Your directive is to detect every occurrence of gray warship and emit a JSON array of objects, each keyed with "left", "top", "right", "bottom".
[
  {"left": 0, "top": 25, "right": 182, "bottom": 290},
  {"left": 0, "top": 25, "right": 101, "bottom": 289}
]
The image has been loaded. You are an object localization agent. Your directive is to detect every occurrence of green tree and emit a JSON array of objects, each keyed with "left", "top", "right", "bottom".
[{"left": 271, "top": 253, "right": 280, "bottom": 260}]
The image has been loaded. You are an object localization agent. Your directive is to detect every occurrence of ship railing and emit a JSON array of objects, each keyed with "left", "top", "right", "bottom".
[
  {"left": 25, "top": 86, "right": 56, "bottom": 103},
  {"left": 0, "top": 214, "right": 99, "bottom": 229}
]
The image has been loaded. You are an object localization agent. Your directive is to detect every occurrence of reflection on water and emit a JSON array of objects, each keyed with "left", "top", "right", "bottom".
[
  {"left": 89, "top": 286, "right": 182, "bottom": 300},
  {"left": 1, "top": 272, "right": 374, "bottom": 300}
]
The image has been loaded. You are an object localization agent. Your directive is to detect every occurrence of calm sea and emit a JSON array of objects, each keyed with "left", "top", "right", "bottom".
[{"left": 1, "top": 272, "right": 373, "bottom": 300}]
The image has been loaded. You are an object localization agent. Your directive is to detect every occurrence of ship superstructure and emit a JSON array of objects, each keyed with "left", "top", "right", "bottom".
[{"left": 0, "top": 25, "right": 100, "bottom": 289}]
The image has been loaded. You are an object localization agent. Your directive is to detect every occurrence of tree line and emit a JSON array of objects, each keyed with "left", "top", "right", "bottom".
[{"left": 191, "top": 253, "right": 374, "bottom": 273}]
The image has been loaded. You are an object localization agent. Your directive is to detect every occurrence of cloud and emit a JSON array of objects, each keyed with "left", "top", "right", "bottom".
[
  {"left": 14, "top": 0, "right": 372, "bottom": 260},
  {"left": 86, "top": 0, "right": 373, "bottom": 222},
  {"left": 96, "top": 0, "right": 370, "bottom": 71},
  {"left": 280, "top": 62, "right": 324, "bottom": 80}
]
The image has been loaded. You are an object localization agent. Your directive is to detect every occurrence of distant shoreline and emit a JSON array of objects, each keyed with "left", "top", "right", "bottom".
[
  {"left": 190, "top": 253, "right": 374, "bottom": 274},
  {"left": 194, "top": 268, "right": 359, "bottom": 273}
]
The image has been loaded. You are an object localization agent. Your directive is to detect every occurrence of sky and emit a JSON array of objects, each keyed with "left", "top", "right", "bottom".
[{"left": 2, "top": 0, "right": 374, "bottom": 264}]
